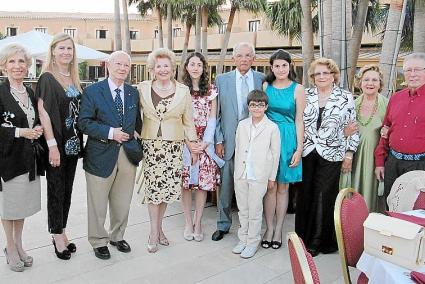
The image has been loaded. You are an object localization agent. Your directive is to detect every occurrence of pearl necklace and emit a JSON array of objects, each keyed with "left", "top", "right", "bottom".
[
  {"left": 58, "top": 71, "right": 71, "bottom": 77},
  {"left": 10, "top": 85, "right": 27, "bottom": 95},
  {"left": 155, "top": 81, "right": 173, "bottom": 91}
]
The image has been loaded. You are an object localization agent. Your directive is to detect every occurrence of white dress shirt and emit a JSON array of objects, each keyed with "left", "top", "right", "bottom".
[
  {"left": 235, "top": 69, "right": 254, "bottom": 120},
  {"left": 108, "top": 77, "right": 125, "bottom": 139}
]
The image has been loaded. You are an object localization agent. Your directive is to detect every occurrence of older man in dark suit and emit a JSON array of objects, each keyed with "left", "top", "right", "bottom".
[{"left": 79, "top": 51, "right": 142, "bottom": 259}]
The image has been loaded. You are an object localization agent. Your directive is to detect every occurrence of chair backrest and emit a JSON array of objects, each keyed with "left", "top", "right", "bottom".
[
  {"left": 287, "top": 232, "right": 320, "bottom": 284},
  {"left": 414, "top": 191, "right": 425, "bottom": 210},
  {"left": 334, "top": 188, "right": 369, "bottom": 284}
]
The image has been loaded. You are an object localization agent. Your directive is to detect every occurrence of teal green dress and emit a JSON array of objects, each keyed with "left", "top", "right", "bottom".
[{"left": 266, "top": 82, "right": 302, "bottom": 183}]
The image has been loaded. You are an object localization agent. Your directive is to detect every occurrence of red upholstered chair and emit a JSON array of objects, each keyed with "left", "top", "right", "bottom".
[
  {"left": 413, "top": 191, "right": 425, "bottom": 210},
  {"left": 287, "top": 232, "right": 320, "bottom": 284},
  {"left": 334, "top": 188, "right": 369, "bottom": 284}
]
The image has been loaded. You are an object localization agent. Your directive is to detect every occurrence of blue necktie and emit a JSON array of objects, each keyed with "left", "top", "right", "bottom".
[
  {"left": 114, "top": 88, "right": 123, "bottom": 126},
  {"left": 240, "top": 75, "right": 249, "bottom": 119}
]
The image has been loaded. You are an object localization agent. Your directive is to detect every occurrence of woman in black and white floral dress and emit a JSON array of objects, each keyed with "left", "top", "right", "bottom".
[{"left": 295, "top": 58, "right": 359, "bottom": 257}]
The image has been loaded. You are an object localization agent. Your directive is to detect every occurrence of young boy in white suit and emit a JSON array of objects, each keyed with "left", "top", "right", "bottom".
[{"left": 232, "top": 90, "right": 281, "bottom": 258}]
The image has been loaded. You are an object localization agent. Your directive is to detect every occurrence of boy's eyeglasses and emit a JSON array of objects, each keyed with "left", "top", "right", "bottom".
[{"left": 248, "top": 103, "right": 267, "bottom": 109}]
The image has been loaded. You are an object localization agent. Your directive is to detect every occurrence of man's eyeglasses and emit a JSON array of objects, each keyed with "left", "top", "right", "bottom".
[
  {"left": 313, "top": 71, "right": 333, "bottom": 78},
  {"left": 403, "top": 67, "right": 425, "bottom": 74},
  {"left": 248, "top": 102, "right": 267, "bottom": 109}
]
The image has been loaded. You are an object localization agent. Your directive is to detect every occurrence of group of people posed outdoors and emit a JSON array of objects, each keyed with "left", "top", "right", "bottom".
[{"left": 1, "top": 31, "right": 425, "bottom": 272}]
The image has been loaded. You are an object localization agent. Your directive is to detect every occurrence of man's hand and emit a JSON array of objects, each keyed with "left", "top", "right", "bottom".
[
  {"left": 375, "top": 167, "right": 385, "bottom": 181},
  {"left": 215, "top": 144, "right": 224, "bottom": 158},
  {"left": 113, "top": 128, "right": 130, "bottom": 143}
]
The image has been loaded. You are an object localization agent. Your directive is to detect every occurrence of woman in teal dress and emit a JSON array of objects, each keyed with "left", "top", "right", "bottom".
[
  {"left": 340, "top": 65, "right": 388, "bottom": 212},
  {"left": 262, "top": 50, "right": 305, "bottom": 249}
]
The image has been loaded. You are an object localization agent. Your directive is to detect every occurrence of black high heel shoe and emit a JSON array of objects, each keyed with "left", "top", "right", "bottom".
[
  {"left": 67, "top": 243, "right": 77, "bottom": 253},
  {"left": 52, "top": 238, "right": 71, "bottom": 260}
]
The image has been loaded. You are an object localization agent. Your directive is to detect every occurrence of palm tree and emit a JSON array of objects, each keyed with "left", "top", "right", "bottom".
[
  {"left": 122, "top": 0, "right": 131, "bottom": 55},
  {"left": 167, "top": 4, "right": 173, "bottom": 49},
  {"left": 216, "top": 0, "right": 266, "bottom": 75},
  {"left": 114, "top": 0, "right": 122, "bottom": 50},
  {"left": 300, "top": 0, "right": 315, "bottom": 86},
  {"left": 195, "top": 7, "right": 202, "bottom": 52},
  {"left": 413, "top": 0, "right": 425, "bottom": 52},
  {"left": 321, "top": 0, "right": 333, "bottom": 57},
  {"left": 379, "top": 0, "right": 407, "bottom": 97}
]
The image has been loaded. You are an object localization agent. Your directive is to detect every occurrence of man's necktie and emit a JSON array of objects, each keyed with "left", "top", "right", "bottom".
[
  {"left": 240, "top": 75, "right": 249, "bottom": 119},
  {"left": 114, "top": 88, "right": 123, "bottom": 126}
]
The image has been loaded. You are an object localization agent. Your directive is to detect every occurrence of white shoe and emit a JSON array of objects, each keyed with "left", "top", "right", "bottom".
[
  {"left": 240, "top": 245, "right": 258, "bottom": 258},
  {"left": 232, "top": 242, "right": 246, "bottom": 254},
  {"left": 183, "top": 227, "right": 194, "bottom": 241},
  {"left": 193, "top": 232, "right": 204, "bottom": 242}
]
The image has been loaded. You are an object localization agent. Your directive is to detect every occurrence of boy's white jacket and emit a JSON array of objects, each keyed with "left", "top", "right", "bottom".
[{"left": 234, "top": 116, "right": 281, "bottom": 182}]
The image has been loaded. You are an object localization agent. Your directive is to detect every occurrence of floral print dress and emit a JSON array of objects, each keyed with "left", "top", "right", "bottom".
[{"left": 182, "top": 86, "right": 220, "bottom": 191}]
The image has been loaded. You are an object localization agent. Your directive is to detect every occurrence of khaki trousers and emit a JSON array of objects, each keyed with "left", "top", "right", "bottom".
[
  {"left": 234, "top": 179, "right": 267, "bottom": 247},
  {"left": 86, "top": 148, "right": 136, "bottom": 248}
]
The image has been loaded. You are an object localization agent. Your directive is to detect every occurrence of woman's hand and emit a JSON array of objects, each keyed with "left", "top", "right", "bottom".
[
  {"left": 49, "top": 145, "right": 61, "bottom": 167},
  {"left": 267, "top": 180, "right": 276, "bottom": 190},
  {"left": 341, "top": 157, "right": 353, "bottom": 173},
  {"left": 19, "top": 127, "right": 43, "bottom": 140},
  {"left": 344, "top": 121, "right": 358, "bottom": 137},
  {"left": 380, "top": 125, "right": 389, "bottom": 139},
  {"left": 289, "top": 150, "right": 302, "bottom": 168}
]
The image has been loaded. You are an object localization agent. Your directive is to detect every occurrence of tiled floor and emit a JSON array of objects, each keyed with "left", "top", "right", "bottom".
[{"left": 0, "top": 161, "right": 358, "bottom": 283}]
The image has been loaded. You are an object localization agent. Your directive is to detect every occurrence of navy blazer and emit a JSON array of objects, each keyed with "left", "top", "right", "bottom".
[{"left": 78, "top": 79, "right": 142, "bottom": 178}]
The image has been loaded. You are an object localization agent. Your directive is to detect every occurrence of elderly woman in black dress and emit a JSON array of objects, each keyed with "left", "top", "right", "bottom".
[
  {"left": 0, "top": 43, "right": 45, "bottom": 271},
  {"left": 37, "top": 33, "right": 83, "bottom": 260}
]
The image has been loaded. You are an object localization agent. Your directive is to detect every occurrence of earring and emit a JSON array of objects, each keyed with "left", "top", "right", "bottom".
[{"left": 53, "top": 58, "right": 56, "bottom": 64}]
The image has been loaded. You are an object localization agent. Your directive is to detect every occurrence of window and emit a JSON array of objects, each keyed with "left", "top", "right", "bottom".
[
  {"left": 96, "top": 29, "right": 107, "bottom": 39},
  {"left": 6, "top": 27, "right": 17, "bottom": 36},
  {"left": 248, "top": 20, "right": 260, "bottom": 32},
  {"left": 154, "top": 29, "right": 159, "bottom": 39},
  {"left": 64, "top": 28, "right": 76, "bottom": 38},
  {"left": 89, "top": 65, "right": 106, "bottom": 80},
  {"left": 130, "top": 30, "right": 138, "bottom": 40},
  {"left": 172, "top": 27, "right": 181, "bottom": 37},
  {"left": 219, "top": 23, "right": 227, "bottom": 34},
  {"left": 35, "top": 27, "right": 47, "bottom": 33}
]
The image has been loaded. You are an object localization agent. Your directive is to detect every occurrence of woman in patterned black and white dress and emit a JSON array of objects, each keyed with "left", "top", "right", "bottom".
[{"left": 295, "top": 58, "right": 359, "bottom": 257}]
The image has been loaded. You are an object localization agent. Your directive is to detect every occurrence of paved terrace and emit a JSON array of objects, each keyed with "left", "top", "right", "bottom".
[{"left": 0, "top": 161, "right": 359, "bottom": 283}]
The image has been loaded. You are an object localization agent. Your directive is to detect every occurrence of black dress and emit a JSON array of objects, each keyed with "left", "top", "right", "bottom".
[{"left": 35, "top": 72, "right": 83, "bottom": 234}]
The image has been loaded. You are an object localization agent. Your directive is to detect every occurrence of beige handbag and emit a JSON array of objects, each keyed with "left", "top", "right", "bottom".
[{"left": 363, "top": 213, "right": 425, "bottom": 270}]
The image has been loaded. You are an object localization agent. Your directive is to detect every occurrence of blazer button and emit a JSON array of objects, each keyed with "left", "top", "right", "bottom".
[{"left": 243, "top": 161, "right": 246, "bottom": 164}]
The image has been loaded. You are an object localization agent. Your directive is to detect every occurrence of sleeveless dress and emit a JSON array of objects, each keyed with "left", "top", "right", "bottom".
[{"left": 266, "top": 81, "right": 302, "bottom": 183}]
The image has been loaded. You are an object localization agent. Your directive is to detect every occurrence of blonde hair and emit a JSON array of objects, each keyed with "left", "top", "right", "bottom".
[
  {"left": 0, "top": 43, "right": 32, "bottom": 71},
  {"left": 42, "top": 33, "right": 82, "bottom": 92},
  {"left": 308, "top": 57, "right": 340, "bottom": 86},
  {"left": 147, "top": 48, "right": 177, "bottom": 79},
  {"left": 355, "top": 64, "right": 384, "bottom": 93}
]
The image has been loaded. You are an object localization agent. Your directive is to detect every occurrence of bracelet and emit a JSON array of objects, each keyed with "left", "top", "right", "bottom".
[
  {"left": 47, "top": 139, "right": 57, "bottom": 147},
  {"left": 344, "top": 156, "right": 353, "bottom": 160},
  {"left": 15, "top": 127, "right": 20, "bottom": 138}
]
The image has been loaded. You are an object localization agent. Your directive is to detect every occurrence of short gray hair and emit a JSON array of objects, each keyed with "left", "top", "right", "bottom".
[
  {"left": 0, "top": 43, "right": 32, "bottom": 70},
  {"left": 232, "top": 42, "right": 255, "bottom": 57},
  {"left": 403, "top": 52, "right": 425, "bottom": 68},
  {"left": 108, "top": 50, "right": 131, "bottom": 63}
]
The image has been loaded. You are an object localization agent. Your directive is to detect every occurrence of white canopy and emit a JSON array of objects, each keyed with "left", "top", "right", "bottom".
[{"left": 0, "top": 30, "right": 109, "bottom": 61}]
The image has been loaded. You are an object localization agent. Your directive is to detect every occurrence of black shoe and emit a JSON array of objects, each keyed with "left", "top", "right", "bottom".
[
  {"left": 271, "top": 240, "right": 282, "bottom": 250},
  {"left": 261, "top": 240, "right": 271, "bottom": 249},
  {"left": 67, "top": 243, "right": 77, "bottom": 253},
  {"left": 93, "top": 246, "right": 111, "bottom": 260},
  {"left": 211, "top": 230, "right": 228, "bottom": 241},
  {"left": 307, "top": 245, "right": 320, "bottom": 257},
  {"left": 110, "top": 240, "right": 131, "bottom": 253},
  {"left": 52, "top": 239, "right": 71, "bottom": 260}
]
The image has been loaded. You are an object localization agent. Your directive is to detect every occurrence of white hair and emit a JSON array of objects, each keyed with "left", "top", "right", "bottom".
[
  {"left": 232, "top": 42, "right": 256, "bottom": 57},
  {"left": 403, "top": 52, "right": 425, "bottom": 68},
  {"left": 108, "top": 50, "right": 131, "bottom": 63}
]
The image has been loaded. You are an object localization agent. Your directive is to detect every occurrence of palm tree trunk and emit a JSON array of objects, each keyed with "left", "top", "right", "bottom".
[
  {"left": 167, "top": 4, "right": 173, "bottom": 50},
  {"left": 217, "top": 5, "right": 236, "bottom": 75},
  {"left": 347, "top": 0, "right": 369, "bottom": 89},
  {"left": 414, "top": 0, "right": 425, "bottom": 52},
  {"left": 122, "top": 0, "right": 131, "bottom": 55},
  {"left": 331, "top": 0, "right": 342, "bottom": 66},
  {"left": 379, "top": 0, "right": 404, "bottom": 97},
  {"left": 300, "top": 0, "right": 315, "bottom": 86},
  {"left": 156, "top": 5, "right": 164, "bottom": 48},
  {"left": 323, "top": 0, "right": 332, "bottom": 58},
  {"left": 114, "top": 0, "right": 122, "bottom": 51},
  {"left": 340, "top": 0, "right": 352, "bottom": 89},
  {"left": 195, "top": 6, "right": 202, "bottom": 52},
  {"left": 201, "top": 5, "right": 209, "bottom": 59},
  {"left": 178, "top": 21, "right": 192, "bottom": 81}
]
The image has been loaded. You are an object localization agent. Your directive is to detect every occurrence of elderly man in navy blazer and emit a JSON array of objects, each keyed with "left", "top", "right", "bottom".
[
  {"left": 213, "top": 42, "right": 265, "bottom": 241},
  {"left": 79, "top": 51, "right": 142, "bottom": 259}
]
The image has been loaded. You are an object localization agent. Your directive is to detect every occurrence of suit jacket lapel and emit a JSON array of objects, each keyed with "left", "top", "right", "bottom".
[
  {"left": 100, "top": 79, "right": 120, "bottom": 125},
  {"left": 253, "top": 118, "right": 268, "bottom": 139},
  {"left": 228, "top": 71, "right": 238, "bottom": 116},
  {"left": 166, "top": 83, "right": 185, "bottom": 112},
  {"left": 123, "top": 84, "right": 132, "bottom": 126},
  {"left": 253, "top": 71, "right": 263, "bottom": 90}
]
